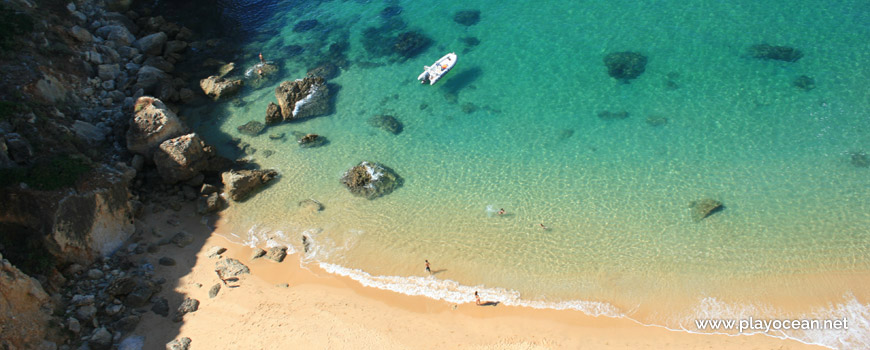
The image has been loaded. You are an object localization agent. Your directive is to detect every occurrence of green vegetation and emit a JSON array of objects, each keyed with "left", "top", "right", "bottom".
[
  {"left": 0, "top": 154, "right": 92, "bottom": 190},
  {"left": 0, "top": 100, "right": 24, "bottom": 121},
  {"left": 0, "top": 4, "right": 34, "bottom": 50}
]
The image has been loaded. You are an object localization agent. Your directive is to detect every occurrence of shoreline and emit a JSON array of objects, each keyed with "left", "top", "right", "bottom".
[{"left": 133, "top": 204, "right": 829, "bottom": 349}]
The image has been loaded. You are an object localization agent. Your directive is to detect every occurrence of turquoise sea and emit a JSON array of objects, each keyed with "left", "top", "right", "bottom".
[{"left": 177, "top": 0, "right": 870, "bottom": 348}]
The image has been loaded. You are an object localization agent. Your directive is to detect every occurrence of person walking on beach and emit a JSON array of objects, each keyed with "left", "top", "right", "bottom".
[
  {"left": 425, "top": 260, "right": 431, "bottom": 274},
  {"left": 474, "top": 291, "right": 481, "bottom": 305}
]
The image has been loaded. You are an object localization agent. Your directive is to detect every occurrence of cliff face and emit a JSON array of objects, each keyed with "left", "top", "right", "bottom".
[
  {"left": 0, "top": 163, "right": 136, "bottom": 265},
  {"left": 0, "top": 252, "right": 54, "bottom": 350}
]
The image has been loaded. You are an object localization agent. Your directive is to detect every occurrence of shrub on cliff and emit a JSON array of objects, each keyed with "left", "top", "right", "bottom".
[
  {"left": 0, "top": 4, "right": 34, "bottom": 50},
  {"left": 0, "top": 154, "right": 92, "bottom": 190}
]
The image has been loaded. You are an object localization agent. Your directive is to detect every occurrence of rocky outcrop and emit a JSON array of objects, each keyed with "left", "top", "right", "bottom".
[
  {"left": 749, "top": 44, "right": 802, "bottom": 62},
  {"left": 604, "top": 51, "right": 647, "bottom": 82},
  {"left": 221, "top": 169, "right": 278, "bottom": 201},
  {"left": 274, "top": 77, "right": 330, "bottom": 121},
  {"left": 690, "top": 198, "right": 724, "bottom": 222},
  {"left": 340, "top": 161, "right": 403, "bottom": 199},
  {"left": 0, "top": 253, "right": 54, "bottom": 350},
  {"left": 126, "top": 96, "right": 185, "bottom": 158},
  {"left": 0, "top": 164, "right": 136, "bottom": 264},
  {"left": 135, "top": 66, "right": 175, "bottom": 101},
  {"left": 134, "top": 32, "right": 168, "bottom": 56},
  {"left": 200, "top": 75, "right": 243, "bottom": 100},
  {"left": 153, "top": 133, "right": 212, "bottom": 184},
  {"left": 172, "top": 297, "right": 199, "bottom": 322}
]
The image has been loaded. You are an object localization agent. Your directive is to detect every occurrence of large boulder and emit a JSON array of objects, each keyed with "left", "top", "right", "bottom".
[
  {"left": 200, "top": 75, "right": 243, "bottom": 100},
  {"left": 221, "top": 169, "right": 278, "bottom": 201},
  {"left": 340, "top": 161, "right": 402, "bottom": 199},
  {"left": 134, "top": 32, "right": 168, "bottom": 56},
  {"left": 215, "top": 258, "right": 250, "bottom": 278},
  {"left": 604, "top": 51, "right": 647, "bottom": 82},
  {"left": 153, "top": 133, "right": 212, "bottom": 184},
  {"left": 0, "top": 253, "right": 53, "bottom": 349},
  {"left": 274, "top": 77, "right": 330, "bottom": 121},
  {"left": 126, "top": 96, "right": 185, "bottom": 158}
]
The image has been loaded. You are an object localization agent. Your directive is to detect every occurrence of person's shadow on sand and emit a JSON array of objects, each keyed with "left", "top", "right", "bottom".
[
  {"left": 479, "top": 301, "right": 500, "bottom": 307},
  {"left": 430, "top": 269, "right": 448, "bottom": 276}
]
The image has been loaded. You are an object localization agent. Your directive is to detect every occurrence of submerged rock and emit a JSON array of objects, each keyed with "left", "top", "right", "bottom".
[
  {"left": 237, "top": 121, "right": 265, "bottom": 136},
  {"left": 646, "top": 115, "right": 668, "bottom": 126},
  {"left": 340, "top": 161, "right": 403, "bottom": 199},
  {"left": 265, "top": 102, "right": 282, "bottom": 125},
  {"left": 368, "top": 115, "right": 403, "bottom": 134},
  {"left": 749, "top": 44, "right": 802, "bottom": 62},
  {"left": 298, "top": 198, "right": 324, "bottom": 212},
  {"left": 295, "top": 133, "right": 326, "bottom": 148},
  {"left": 393, "top": 31, "right": 431, "bottom": 59},
  {"left": 307, "top": 62, "right": 339, "bottom": 80},
  {"left": 221, "top": 169, "right": 279, "bottom": 201},
  {"left": 380, "top": 6, "right": 402, "bottom": 18},
  {"left": 793, "top": 75, "right": 815, "bottom": 91},
  {"left": 597, "top": 110, "right": 629, "bottom": 120},
  {"left": 851, "top": 151, "right": 869, "bottom": 168},
  {"left": 689, "top": 198, "right": 724, "bottom": 222},
  {"left": 274, "top": 77, "right": 331, "bottom": 121},
  {"left": 604, "top": 52, "right": 647, "bottom": 82},
  {"left": 293, "top": 19, "right": 318, "bottom": 32},
  {"left": 454, "top": 10, "right": 481, "bottom": 26}
]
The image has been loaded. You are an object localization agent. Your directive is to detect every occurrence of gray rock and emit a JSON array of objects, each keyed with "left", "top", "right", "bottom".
[
  {"left": 113, "top": 314, "right": 140, "bottom": 332},
  {"left": 71, "top": 294, "right": 95, "bottom": 306},
  {"left": 105, "top": 303, "right": 123, "bottom": 316},
  {"left": 151, "top": 297, "right": 169, "bottom": 317},
  {"left": 170, "top": 231, "right": 193, "bottom": 248},
  {"left": 67, "top": 317, "right": 81, "bottom": 334},
  {"left": 124, "top": 62, "right": 141, "bottom": 72},
  {"left": 143, "top": 56, "right": 174, "bottom": 73},
  {"left": 208, "top": 283, "right": 221, "bottom": 298},
  {"left": 221, "top": 169, "right": 278, "bottom": 201},
  {"left": 75, "top": 305, "right": 97, "bottom": 321},
  {"left": 134, "top": 32, "right": 168, "bottom": 56},
  {"left": 118, "top": 336, "right": 145, "bottom": 350},
  {"left": 100, "top": 80, "right": 115, "bottom": 91},
  {"left": 185, "top": 173, "right": 205, "bottom": 188},
  {"left": 96, "top": 25, "right": 135, "bottom": 46},
  {"left": 205, "top": 246, "right": 226, "bottom": 259},
  {"left": 105, "top": 276, "right": 136, "bottom": 296},
  {"left": 117, "top": 46, "right": 139, "bottom": 59},
  {"left": 86, "top": 269, "right": 104, "bottom": 280},
  {"left": 70, "top": 26, "right": 93, "bottom": 42},
  {"left": 125, "top": 282, "right": 157, "bottom": 308},
  {"left": 265, "top": 247, "right": 287, "bottom": 263},
  {"left": 182, "top": 185, "right": 197, "bottom": 200},
  {"left": 250, "top": 248, "right": 266, "bottom": 260},
  {"left": 215, "top": 258, "right": 250, "bottom": 279},
  {"left": 131, "top": 154, "right": 144, "bottom": 172},
  {"left": 237, "top": 121, "right": 264, "bottom": 136},
  {"left": 165, "top": 337, "right": 191, "bottom": 350},
  {"left": 134, "top": 67, "right": 173, "bottom": 99},
  {"left": 158, "top": 257, "right": 175, "bottom": 266},
  {"left": 340, "top": 161, "right": 403, "bottom": 199},
  {"left": 164, "top": 40, "right": 188, "bottom": 55},
  {"left": 172, "top": 297, "right": 199, "bottom": 322},
  {"left": 90, "top": 327, "right": 113, "bottom": 350}
]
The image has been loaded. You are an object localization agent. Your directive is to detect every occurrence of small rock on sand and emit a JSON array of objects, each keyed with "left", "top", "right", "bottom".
[
  {"left": 166, "top": 337, "right": 191, "bottom": 350},
  {"left": 209, "top": 283, "right": 221, "bottom": 298},
  {"left": 206, "top": 246, "right": 227, "bottom": 259}
]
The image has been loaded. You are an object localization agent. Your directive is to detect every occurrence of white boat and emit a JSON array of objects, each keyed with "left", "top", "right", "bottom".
[{"left": 417, "top": 52, "right": 457, "bottom": 85}]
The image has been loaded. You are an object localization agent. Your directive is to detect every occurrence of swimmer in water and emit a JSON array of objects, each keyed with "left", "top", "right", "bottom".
[
  {"left": 259, "top": 52, "right": 265, "bottom": 63},
  {"left": 497, "top": 208, "right": 505, "bottom": 215}
]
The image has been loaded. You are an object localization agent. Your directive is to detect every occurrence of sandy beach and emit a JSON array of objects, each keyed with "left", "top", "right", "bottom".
[{"left": 130, "top": 205, "right": 826, "bottom": 350}]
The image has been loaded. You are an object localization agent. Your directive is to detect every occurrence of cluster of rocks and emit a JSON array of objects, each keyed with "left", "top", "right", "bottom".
[
  {"left": 55, "top": 2, "right": 202, "bottom": 154},
  {"left": 360, "top": 11, "right": 432, "bottom": 60},
  {"left": 52, "top": 237, "right": 201, "bottom": 350}
]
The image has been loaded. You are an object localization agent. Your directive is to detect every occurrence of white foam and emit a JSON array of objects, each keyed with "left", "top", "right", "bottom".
[
  {"left": 318, "top": 262, "right": 623, "bottom": 318},
  {"left": 291, "top": 84, "right": 320, "bottom": 117}
]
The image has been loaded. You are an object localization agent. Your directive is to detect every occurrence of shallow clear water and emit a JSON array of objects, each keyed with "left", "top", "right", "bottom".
[{"left": 183, "top": 0, "right": 870, "bottom": 348}]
